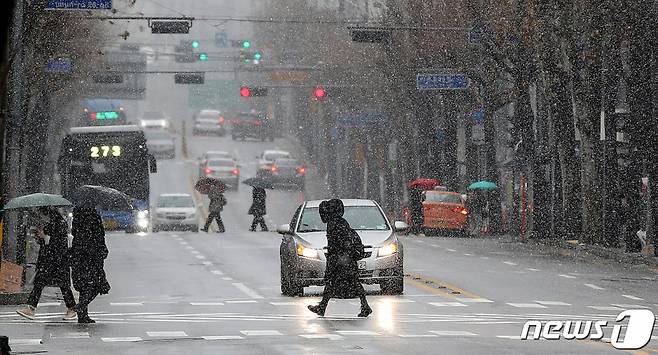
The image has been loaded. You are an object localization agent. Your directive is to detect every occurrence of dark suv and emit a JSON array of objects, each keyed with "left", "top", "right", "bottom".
[{"left": 230, "top": 112, "right": 274, "bottom": 141}]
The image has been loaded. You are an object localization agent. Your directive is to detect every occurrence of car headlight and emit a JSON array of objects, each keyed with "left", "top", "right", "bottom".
[
  {"left": 137, "top": 210, "right": 149, "bottom": 219},
  {"left": 377, "top": 242, "right": 398, "bottom": 257},
  {"left": 137, "top": 218, "right": 149, "bottom": 229},
  {"left": 296, "top": 244, "right": 319, "bottom": 259}
]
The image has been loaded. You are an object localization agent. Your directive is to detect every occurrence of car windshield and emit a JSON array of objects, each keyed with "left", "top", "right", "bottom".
[
  {"left": 206, "top": 152, "right": 230, "bottom": 159},
  {"left": 275, "top": 159, "right": 299, "bottom": 167},
  {"left": 297, "top": 206, "right": 389, "bottom": 232},
  {"left": 425, "top": 193, "right": 462, "bottom": 204},
  {"left": 142, "top": 111, "right": 164, "bottom": 119},
  {"left": 208, "top": 159, "right": 234, "bottom": 167},
  {"left": 198, "top": 111, "right": 220, "bottom": 119},
  {"left": 264, "top": 152, "right": 289, "bottom": 161},
  {"left": 158, "top": 195, "right": 194, "bottom": 208}
]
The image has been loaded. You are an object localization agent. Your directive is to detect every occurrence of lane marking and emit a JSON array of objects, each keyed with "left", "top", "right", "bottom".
[
  {"left": 110, "top": 303, "right": 143, "bottom": 306},
  {"left": 584, "top": 283, "right": 604, "bottom": 290},
  {"left": 222, "top": 277, "right": 234, "bottom": 281},
  {"left": 9, "top": 339, "right": 43, "bottom": 345},
  {"left": 202, "top": 261, "right": 213, "bottom": 266},
  {"left": 559, "top": 274, "right": 577, "bottom": 279},
  {"left": 429, "top": 302, "right": 468, "bottom": 307},
  {"left": 446, "top": 248, "right": 456, "bottom": 252},
  {"left": 404, "top": 273, "right": 484, "bottom": 300},
  {"left": 211, "top": 270, "right": 224, "bottom": 275},
  {"left": 37, "top": 302, "right": 62, "bottom": 307},
  {"left": 430, "top": 331, "right": 478, "bottom": 336},
  {"left": 336, "top": 331, "right": 380, "bottom": 336},
  {"left": 526, "top": 268, "right": 540, "bottom": 272},
  {"left": 503, "top": 261, "right": 518, "bottom": 266},
  {"left": 270, "top": 302, "right": 299, "bottom": 306},
  {"left": 147, "top": 331, "right": 188, "bottom": 337},
  {"left": 190, "top": 250, "right": 201, "bottom": 255},
  {"left": 496, "top": 335, "right": 521, "bottom": 340},
  {"left": 588, "top": 306, "right": 623, "bottom": 311},
  {"left": 611, "top": 304, "right": 650, "bottom": 309},
  {"left": 232, "top": 283, "right": 265, "bottom": 299},
  {"left": 203, "top": 335, "right": 244, "bottom": 340},
  {"left": 190, "top": 302, "right": 225, "bottom": 306},
  {"left": 506, "top": 303, "right": 547, "bottom": 308},
  {"left": 195, "top": 255, "right": 206, "bottom": 260},
  {"left": 299, "top": 334, "right": 343, "bottom": 340},
  {"left": 398, "top": 334, "right": 438, "bottom": 338},
  {"left": 458, "top": 298, "right": 493, "bottom": 303},
  {"left": 226, "top": 300, "right": 258, "bottom": 304},
  {"left": 101, "top": 337, "right": 142, "bottom": 342},
  {"left": 184, "top": 246, "right": 194, "bottom": 250},
  {"left": 536, "top": 301, "right": 571, "bottom": 306},
  {"left": 240, "top": 330, "right": 282, "bottom": 336},
  {"left": 58, "top": 332, "right": 90, "bottom": 339},
  {"left": 463, "top": 253, "right": 472, "bottom": 256},
  {"left": 622, "top": 295, "right": 644, "bottom": 301}
]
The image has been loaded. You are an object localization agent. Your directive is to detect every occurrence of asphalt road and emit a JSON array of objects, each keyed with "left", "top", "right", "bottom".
[{"left": 2, "top": 128, "right": 658, "bottom": 355}]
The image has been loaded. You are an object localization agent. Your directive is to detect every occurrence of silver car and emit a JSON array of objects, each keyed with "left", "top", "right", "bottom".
[
  {"left": 151, "top": 193, "right": 199, "bottom": 232},
  {"left": 145, "top": 130, "right": 175, "bottom": 159},
  {"left": 278, "top": 199, "right": 407, "bottom": 296},
  {"left": 201, "top": 158, "right": 240, "bottom": 190}
]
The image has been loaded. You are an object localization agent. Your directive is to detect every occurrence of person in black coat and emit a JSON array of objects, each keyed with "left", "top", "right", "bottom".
[
  {"left": 308, "top": 199, "right": 372, "bottom": 317},
  {"left": 70, "top": 205, "right": 110, "bottom": 323},
  {"left": 409, "top": 186, "right": 424, "bottom": 234},
  {"left": 16, "top": 207, "right": 77, "bottom": 321},
  {"left": 202, "top": 190, "right": 226, "bottom": 233},
  {"left": 248, "top": 187, "right": 268, "bottom": 232}
]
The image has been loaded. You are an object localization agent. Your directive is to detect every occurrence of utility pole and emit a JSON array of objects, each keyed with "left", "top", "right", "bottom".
[{"left": 2, "top": 0, "right": 26, "bottom": 263}]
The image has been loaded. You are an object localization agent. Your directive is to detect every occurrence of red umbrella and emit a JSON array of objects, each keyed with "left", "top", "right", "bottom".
[
  {"left": 408, "top": 178, "right": 440, "bottom": 190},
  {"left": 195, "top": 177, "right": 226, "bottom": 194}
]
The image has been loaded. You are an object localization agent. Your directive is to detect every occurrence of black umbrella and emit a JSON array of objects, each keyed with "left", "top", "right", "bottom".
[
  {"left": 73, "top": 185, "right": 134, "bottom": 211},
  {"left": 242, "top": 177, "right": 275, "bottom": 190},
  {"left": 195, "top": 177, "right": 227, "bottom": 194}
]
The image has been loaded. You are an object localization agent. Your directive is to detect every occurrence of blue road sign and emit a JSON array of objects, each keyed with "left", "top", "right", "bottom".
[
  {"left": 45, "top": 58, "right": 72, "bottom": 74},
  {"left": 215, "top": 31, "right": 228, "bottom": 48},
  {"left": 417, "top": 73, "right": 470, "bottom": 90},
  {"left": 46, "top": 0, "right": 112, "bottom": 10},
  {"left": 473, "top": 108, "right": 485, "bottom": 123}
]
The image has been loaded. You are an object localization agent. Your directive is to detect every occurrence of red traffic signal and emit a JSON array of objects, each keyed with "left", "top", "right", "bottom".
[
  {"left": 240, "top": 86, "right": 268, "bottom": 97},
  {"left": 240, "top": 86, "right": 251, "bottom": 97},
  {"left": 313, "top": 86, "right": 327, "bottom": 100}
]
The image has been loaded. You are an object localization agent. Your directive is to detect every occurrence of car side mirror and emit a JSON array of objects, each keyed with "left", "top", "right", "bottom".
[
  {"left": 277, "top": 224, "right": 292, "bottom": 235},
  {"left": 394, "top": 221, "right": 409, "bottom": 232}
]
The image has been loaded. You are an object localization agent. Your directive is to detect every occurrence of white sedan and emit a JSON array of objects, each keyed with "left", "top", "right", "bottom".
[{"left": 151, "top": 193, "right": 199, "bottom": 232}]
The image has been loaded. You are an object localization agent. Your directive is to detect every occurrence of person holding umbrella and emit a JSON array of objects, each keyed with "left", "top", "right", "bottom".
[
  {"left": 70, "top": 202, "right": 111, "bottom": 324},
  {"left": 248, "top": 187, "right": 268, "bottom": 232},
  {"left": 202, "top": 189, "right": 227, "bottom": 233},
  {"left": 16, "top": 206, "right": 77, "bottom": 321}
]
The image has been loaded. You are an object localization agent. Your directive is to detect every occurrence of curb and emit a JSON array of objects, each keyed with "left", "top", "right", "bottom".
[{"left": 0, "top": 292, "right": 28, "bottom": 305}]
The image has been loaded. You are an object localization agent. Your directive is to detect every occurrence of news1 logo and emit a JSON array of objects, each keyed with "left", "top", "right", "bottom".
[{"left": 520, "top": 310, "right": 656, "bottom": 350}]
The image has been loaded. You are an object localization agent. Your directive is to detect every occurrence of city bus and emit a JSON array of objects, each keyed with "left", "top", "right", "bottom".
[
  {"left": 80, "top": 98, "right": 127, "bottom": 126},
  {"left": 58, "top": 125, "right": 157, "bottom": 232}
]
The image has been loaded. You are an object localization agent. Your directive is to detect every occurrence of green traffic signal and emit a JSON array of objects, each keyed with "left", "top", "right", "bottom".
[
  {"left": 199, "top": 53, "right": 208, "bottom": 61},
  {"left": 191, "top": 40, "right": 200, "bottom": 49},
  {"left": 254, "top": 51, "right": 262, "bottom": 60},
  {"left": 242, "top": 40, "right": 251, "bottom": 49}
]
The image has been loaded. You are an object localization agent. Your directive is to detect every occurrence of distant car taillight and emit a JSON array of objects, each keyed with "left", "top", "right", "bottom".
[
  {"left": 204, "top": 168, "right": 214, "bottom": 175},
  {"left": 452, "top": 207, "right": 469, "bottom": 215},
  {"left": 231, "top": 168, "right": 240, "bottom": 176},
  {"left": 297, "top": 167, "right": 306, "bottom": 175},
  {"left": 219, "top": 116, "right": 225, "bottom": 124},
  {"left": 271, "top": 165, "right": 278, "bottom": 173}
]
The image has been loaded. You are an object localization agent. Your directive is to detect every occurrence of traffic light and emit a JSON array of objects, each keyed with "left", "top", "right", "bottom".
[
  {"left": 240, "top": 86, "right": 268, "bottom": 97},
  {"left": 242, "top": 40, "right": 251, "bottom": 49},
  {"left": 313, "top": 86, "right": 327, "bottom": 100},
  {"left": 198, "top": 53, "right": 208, "bottom": 61},
  {"left": 253, "top": 51, "right": 262, "bottom": 60},
  {"left": 191, "top": 40, "right": 200, "bottom": 49}
]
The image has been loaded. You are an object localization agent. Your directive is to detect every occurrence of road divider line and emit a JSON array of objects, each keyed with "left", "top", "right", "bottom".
[
  {"left": 101, "top": 337, "right": 142, "bottom": 342},
  {"left": 584, "top": 283, "right": 604, "bottom": 290},
  {"left": 232, "top": 283, "right": 265, "bottom": 299},
  {"left": 404, "top": 273, "right": 485, "bottom": 300},
  {"left": 559, "top": 274, "right": 577, "bottom": 279},
  {"left": 621, "top": 294, "right": 643, "bottom": 300}
]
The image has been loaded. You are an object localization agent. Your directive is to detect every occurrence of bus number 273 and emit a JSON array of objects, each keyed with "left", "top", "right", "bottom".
[{"left": 90, "top": 145, "right": 121, "bottom": 158}]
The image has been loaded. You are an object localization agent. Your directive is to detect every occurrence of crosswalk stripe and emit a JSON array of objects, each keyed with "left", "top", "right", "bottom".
[
  {"left": 588, "top": 306, "right": 623, "bottom": 311},
  {"left": 299, "top": 334, "right": 343, "bottom": 340},
  {"left": 110, "top": 303, "right": 143, "bottom": 306},
  {"left": 37, "top": 302, "right": 62, "bottom": 307},
  {"left": 202, "top": 335, "right": 244, "bottom": 340},
  {"left": 429, "top": 302, "right": 468, "bottom": 307},
  {"left": 226, "top": 300, "right": 258, "bottom": 304},
  {"left": 335, "top": 331, "right": 380, "bottom": 336},
  {"left": 584, "top": 283, "right": 604, "bottom": 290},
  {"left": 496, "top": 335, "right": 521, "bottom": 340},
  {"left": 147, "top": 331, "right": 188, "bottom": 337},
  {"left": 9, "top": 339, "right": 43, "bottom": 345},
  {"left": 458, "top": 298, "right": 493, "bottom": 303},
  {"left": 398, "top": 334, "right": 438, "bottom": 338},
  {"left": 621, "top": 295, "right": 643, "bottom": 301},
  {"left": 190, "top": 302, "right": 225, "bottom": 306},
  {"left": 559, "top": 274, "right": 576, "bottom": 279},
  {"left": 232, "top": 283, "right": 264, "bottom": 299},
  {"left": 101, "top": 337, "right": 142, "bottom": 342},
  {"left": 210, "top": 270, "right": 224, "bottom": 275},
  {"left": 240, "top": 330, "right": 282, "bottom": 336},
  {"left": 506, "top": 303, "right": 547, "bottom": 308},
  {"left": 535, "top": 301, "right": 571, "bottom": 306},
  {"left": 503, "top": 261, "right": 518, "bottom": 266},
  {"left": 270, "top": 302, "right": 299, "bottom": 306},
  {"left": 430, "top": 331, "right": 478, "bottom": 336},
  {"left": 611, "top": 304, "right": 649, "bottom": 309}
]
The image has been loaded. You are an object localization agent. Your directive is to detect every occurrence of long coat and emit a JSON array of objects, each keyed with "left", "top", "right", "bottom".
[
  {"left": 208, "top": 191, "right": 227, "bottom": 213},
  {"left": 70, "top": 207, "right": 110, "bottom": 294},
  {"left": 248, "top": 188, "right": 266, "bottom": 216},
  {"left": 33, "top": 213, "right": 71, "bottom": 287},
  {"left": 323, "top": 217, "right": 366, "bottom": 299}
]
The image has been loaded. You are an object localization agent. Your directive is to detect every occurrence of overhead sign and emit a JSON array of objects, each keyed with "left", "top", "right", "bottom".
[
  {"left": 175, "top": 73, "right": 205, "bottom": 85},
  {"left": 46, "top": 0, "right": 112, "bottom": 10},
  {"left": 151, "top": 21, "right": 190, "bottom": 34},
  {"left": 417, "top": 73, "right": 470, "bottom": 90},
  {"left": 45, "top": 57, "right": 72, "bottom": 74},
  {"left": 86, "top": 51, "right": 146, "bottom": 99},
  {"left": 269, "top": 71, "right": 310, "bottom": 84}
]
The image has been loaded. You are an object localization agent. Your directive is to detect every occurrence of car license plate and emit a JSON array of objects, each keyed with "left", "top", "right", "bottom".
[
  {"left": 103, "top": 219, "right": 118, "bottom": 230},
  {"left": 357, "top": 260, "right": 366, "bottom": 270}
]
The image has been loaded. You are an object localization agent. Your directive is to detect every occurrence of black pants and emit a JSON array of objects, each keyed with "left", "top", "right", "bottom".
[
  {"left": 203, "top": 211, "right": 225, "bottom": 232},
  {"left": 250, "top": 215, "right": 268, "bottom": 231},
  {"left": 74, "top": 287, "right": 99, "bottom": 319},
  {"left": 28, "top": 279, "right": 76, "bottom": 309},
  {"left": 318, "top": 294, "right": 369, "bottom": 310}
]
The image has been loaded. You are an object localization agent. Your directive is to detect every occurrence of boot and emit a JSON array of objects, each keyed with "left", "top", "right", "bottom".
[
  {"left": 357, "top": 304, "right": 372, "bottom": 318},
  {"left": 307, "top": 304, "right": 326, "bottom": 317}
]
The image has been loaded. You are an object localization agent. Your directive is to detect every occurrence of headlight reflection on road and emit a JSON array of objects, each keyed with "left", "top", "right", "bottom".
[{"left": 376, "top": 298, "right": 396, "bottom": 333}]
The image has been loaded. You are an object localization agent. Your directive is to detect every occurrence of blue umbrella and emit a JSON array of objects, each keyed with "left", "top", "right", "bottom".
[{"left": 467, "top": 181, "right": 498, "bottom": 191}]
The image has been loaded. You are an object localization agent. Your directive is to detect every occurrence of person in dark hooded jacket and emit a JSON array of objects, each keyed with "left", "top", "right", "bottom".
[
  {"left": 70, "top": 205, "right": 110, "bottom": 323},
  {"left": 307, "top": 199, "right": 372, "bottom": 317},
  {"left": 16, "top": 207, "right": 77, "bottom": 321},
  {"left": 248, "top": 187, "right": 268, "bottom": 231}
]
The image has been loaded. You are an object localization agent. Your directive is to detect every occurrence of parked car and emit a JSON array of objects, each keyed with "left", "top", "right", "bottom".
[
  {"left": 192, "top": 109, "right": 226, "bottom": 136},
  {"left": 145, "top": 130, "right": 175, "bottom": 159},
  {"left": 278, "top": 199, "right": 407, "bottom": 296},
  {"left": 152, "top": 193, "right": 199, "bottom": 232},
  {"left": 422, "top": 189, "right": 469, "bottom": 235},
  {"left": 268, "top": 158, "right": 306, "bottom": 190},
  {"left": 201, "top": 158, "right": 240, "bottom": 190},
  {"left": 230, "top": 111, "right": 274, "bottom": 141},
  {"left": 256, "top": 150, "right": 291, "bottom": 177}
]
